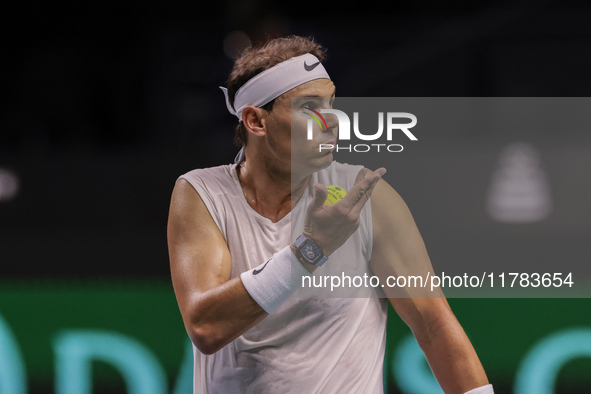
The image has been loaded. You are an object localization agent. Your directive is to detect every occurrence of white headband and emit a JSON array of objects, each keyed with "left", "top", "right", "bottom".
[{"left": 220, "top": 53, "right": 330, "bottom": 121}]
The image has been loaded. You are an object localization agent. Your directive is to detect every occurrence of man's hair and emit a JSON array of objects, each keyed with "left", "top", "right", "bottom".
[{"left": 226, "top": 35, "right": 327, "bottom": 147}]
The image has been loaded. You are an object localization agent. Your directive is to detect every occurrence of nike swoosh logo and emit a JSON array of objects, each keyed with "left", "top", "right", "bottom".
[
  {"left": 253, "top": 258, "right": 272, "bottom": 275},
  {"left": 304, "top": 61, "right": 320, "bottom": 71}
]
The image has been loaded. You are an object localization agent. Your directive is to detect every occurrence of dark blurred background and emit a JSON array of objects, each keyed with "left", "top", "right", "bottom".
[
  {"left": 4, "top": 0, "right": 591, "bottom": 278},
  {"left": 2, "top": 0, "right": 591, "bottom": 393}
]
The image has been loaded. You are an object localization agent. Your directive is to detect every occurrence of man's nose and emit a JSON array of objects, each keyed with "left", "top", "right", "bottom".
[{"left": 322, "top": 112, "right": 339, "bottom": 131}]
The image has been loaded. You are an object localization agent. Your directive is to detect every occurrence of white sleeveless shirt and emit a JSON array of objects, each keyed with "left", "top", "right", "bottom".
[{"left": 179, "top": 161, "right": 388, "bottom": 394}]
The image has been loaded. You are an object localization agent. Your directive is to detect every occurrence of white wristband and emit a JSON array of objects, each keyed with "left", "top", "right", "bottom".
[
  {"left": 464, "top": 384, "right": 494, "bottom": 394},
  {"left": 240, "top": 245, "right": 311, "bottom": 314}
]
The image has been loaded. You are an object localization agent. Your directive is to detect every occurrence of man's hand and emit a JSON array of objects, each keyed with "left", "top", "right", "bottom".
[{"left": 302, "top": 167, "right": 386, "bottom": 257}]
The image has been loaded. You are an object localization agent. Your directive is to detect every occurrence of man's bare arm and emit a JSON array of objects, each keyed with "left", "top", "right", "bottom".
[
  {"left": 369, "top": 176, "right": 489, "bottom": 394},
  {"left": 168, "top": 179, "right": 268, "bottom": 355},
  {"left": 169, "top": 170, "right": 385, "bottom": 355}
]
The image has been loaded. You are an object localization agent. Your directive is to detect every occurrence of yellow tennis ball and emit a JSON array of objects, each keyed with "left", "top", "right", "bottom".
[{"left": 324, "top": 185, "right": 347, "bottom": 205}]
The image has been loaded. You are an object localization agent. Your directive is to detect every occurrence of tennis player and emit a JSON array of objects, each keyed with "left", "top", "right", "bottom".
[{"left": 168, "top": 35, "right": 493, "bottom": 394}]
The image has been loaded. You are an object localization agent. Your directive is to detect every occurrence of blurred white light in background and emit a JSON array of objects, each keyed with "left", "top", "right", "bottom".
[
  {"left": 223, "top": 31, "right": 251, "bottom": 60},
  {"left": 486, "top": 142, "right": 552, "bottom": 223},
  {"left": 0, "top": 169, "right": 19, "bottom": 203}
]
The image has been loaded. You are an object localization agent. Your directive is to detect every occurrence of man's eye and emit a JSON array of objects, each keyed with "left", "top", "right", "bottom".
[{"left": 302, "top": 102, "right": 317, "bottom": 109}]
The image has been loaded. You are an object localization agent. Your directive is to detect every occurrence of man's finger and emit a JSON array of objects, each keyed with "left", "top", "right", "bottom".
[
  {"left": 307, "top": 183, "right": 328, "bottom": 214},
  {"left": 354, "top": 168, "right": 369, "bottom": 185},
  {"left": 339, "top": 168, "right": 386, "bottom": 213},
  {"left": 350, "top": 172, "right": 384, "bottom": 215}
]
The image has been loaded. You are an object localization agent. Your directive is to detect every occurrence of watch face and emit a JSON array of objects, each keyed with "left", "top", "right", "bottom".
[{"left": 301, "top": 241, "right": 322, "bottom": 263}]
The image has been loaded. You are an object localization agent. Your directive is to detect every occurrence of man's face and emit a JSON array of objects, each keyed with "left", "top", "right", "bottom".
[{"left": 263, "top": 78, "right": 337, "bottom": 177}]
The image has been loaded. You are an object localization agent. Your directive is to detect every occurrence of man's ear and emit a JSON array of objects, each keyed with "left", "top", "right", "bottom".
[{"left": 242, "top": 106, "right": 267, "bottom": 138}]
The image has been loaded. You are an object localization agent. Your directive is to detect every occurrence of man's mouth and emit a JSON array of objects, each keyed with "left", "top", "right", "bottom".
[{"left": 318, "top": 141, "right": 336, "bottom": 154}]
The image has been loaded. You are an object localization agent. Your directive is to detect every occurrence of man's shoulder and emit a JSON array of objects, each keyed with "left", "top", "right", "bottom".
[
  {"left": 180, "top": 163, "right": 235, "bottom": 180},
  {"left": 177, "top": 163, "right": 238, "bottom": 199}
]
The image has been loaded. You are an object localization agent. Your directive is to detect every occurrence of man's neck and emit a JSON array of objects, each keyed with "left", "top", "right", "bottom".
[{"left": 236, "top": 159, "right": 310, "bottom": 223}]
